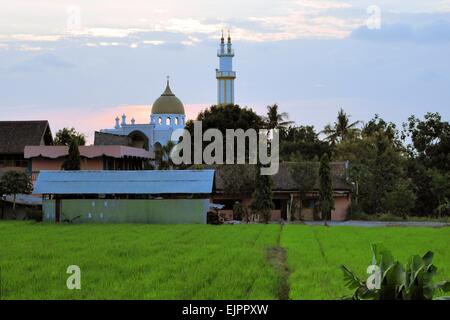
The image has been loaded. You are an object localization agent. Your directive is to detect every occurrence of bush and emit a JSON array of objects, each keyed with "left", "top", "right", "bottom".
[
  {"left": 340, "top": 244, "right": 450, "bottom": 300},
  {"left": 24, "top": 207, "right": 43, "bottom": 222}
]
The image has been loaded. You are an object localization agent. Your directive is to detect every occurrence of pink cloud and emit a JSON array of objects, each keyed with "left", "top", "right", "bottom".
[{"left": 15, "top": 103, "right": 210, "bottom": 144}]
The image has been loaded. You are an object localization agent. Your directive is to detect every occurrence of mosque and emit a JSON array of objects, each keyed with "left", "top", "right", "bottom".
[{"left": 99, "top": 32, "right": 236, "bottom": 151}]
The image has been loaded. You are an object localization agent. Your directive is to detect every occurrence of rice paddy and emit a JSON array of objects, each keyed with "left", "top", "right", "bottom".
[{"left": 0, "top": 221, "right": 448, "bottom": 299}]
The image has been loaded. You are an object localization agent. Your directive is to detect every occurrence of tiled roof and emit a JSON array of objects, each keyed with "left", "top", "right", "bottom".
[{"left": 0, "top": 121, "right": 52, "bottom": 154}]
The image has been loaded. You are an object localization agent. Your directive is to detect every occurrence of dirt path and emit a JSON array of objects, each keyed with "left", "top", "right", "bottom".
[{"left": 266, "top": 224, "right": 290, "bottom": 300}]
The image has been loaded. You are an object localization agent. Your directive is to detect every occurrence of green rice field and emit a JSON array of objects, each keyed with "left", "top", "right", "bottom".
[{"left": 0, "top": 221, "right": 448, "bottom": 299}]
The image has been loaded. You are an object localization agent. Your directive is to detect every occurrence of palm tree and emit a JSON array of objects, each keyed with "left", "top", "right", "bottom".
[
  {"left": 156, "top": 141, "right": 176, "bottom": 170},
  {"left": 322, "top": 108, "right": 361, "bottom": 144},
  {"left": 265, "top": 104, "right": 294, "bottom": 131}
]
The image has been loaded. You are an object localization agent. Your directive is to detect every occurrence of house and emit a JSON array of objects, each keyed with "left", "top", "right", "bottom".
[
  {"left": 33, "top": 170, "right": 215, "bottom": 224},
  {"left": 24, "top": 145, "right": 154, "bottom": 182},
  {"left": 0, "top": 121, "right": 53, "bottom": 174},
  {"left": 212, "top": 162, "right": 352, "bottom": 221}
]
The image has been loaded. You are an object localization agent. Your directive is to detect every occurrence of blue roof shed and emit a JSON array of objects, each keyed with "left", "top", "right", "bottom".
[{"left": 33, "top": 170, "right": 215, "bottom": 195}]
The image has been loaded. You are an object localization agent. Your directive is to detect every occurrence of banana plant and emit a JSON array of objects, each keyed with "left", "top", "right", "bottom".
[{"left": 340, "top": 244, "right": 450, "bottom": 300}]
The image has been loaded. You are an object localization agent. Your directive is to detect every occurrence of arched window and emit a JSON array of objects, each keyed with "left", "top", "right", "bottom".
[
  {"left": 174, "top": 117, "right": 179, "bottom": 126},
  {"left": 158, "top": 117, "right": 162, "bottom": 125},
  {"left": 166, "top": 117, "right": 171, "bottom": 126}
]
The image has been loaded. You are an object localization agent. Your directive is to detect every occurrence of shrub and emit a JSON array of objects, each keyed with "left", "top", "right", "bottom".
[{"left": 340, "top": 245, "right": 450, "bottom": 300}]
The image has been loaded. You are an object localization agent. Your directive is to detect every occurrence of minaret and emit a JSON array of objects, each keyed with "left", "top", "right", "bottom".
[{"left": 216, "top": 30, "right": 236, "bottom": 105}]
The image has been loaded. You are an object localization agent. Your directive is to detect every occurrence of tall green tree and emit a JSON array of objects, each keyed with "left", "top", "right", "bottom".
[
  {"left": 185, "top": 104, "right": 263, "bottom": 164},
  {"left": 322, "top": 108, "right": 360, "bottom": 145},
  {"left": 280, "top": 125, "right": 330, "bottom": 161},
  {"left": 335, "top": 115, "right": 406, "bottom": 215},
  {"left": 155, "top": 141, "right": 176, "bottom": 170},
  {"left": 319, "top": 153, "right": 334, "bottom": 224},
  {"left": 265, "top": 104, "right": 294, "bottom": 131},
  {"left": 403, "top": 112, "right": 450, "bottom": 215},
  {"left": 428, "top": 169, "right": 450, "bottom": 217},
  {"left": 54, "top": 127, "right": 86, "bottom": 146},
  {"left": 250, "top": 165, "right": 274, "bottom": 223},
  {"left": 0, "top": 171, "right": 32, "bottom": 212},
  {"left": 384, "top": 179, "right": 417, "bottom": 218},
  {"left": 404, "top": 112, "right": 450, "bottom": 171},
  {"left": 61, "top": 139, "right": 81, "bottom": 170}
]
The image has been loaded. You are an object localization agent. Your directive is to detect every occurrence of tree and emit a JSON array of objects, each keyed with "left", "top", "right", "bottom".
[
  {"left": 335, "top": 115, "right": 406, "bottom": 215},
  {"left": 384, "top": 179, "right": 417, "bottom": 218},
  {"left": 155, "top": 141, "right": 176, "bottom": 170},
  {"left": 428, "top": 169, "right": 450, "bottom": 217},
  {"left": 280, "top": 125, "right": 330, "bottom": 161},
  {"left": 265, "top": 104, "right": 294, "bottom": 131},
  {"left": 322, "top": 108, "right": 361, "bottom": 145},
  {"left": 185, "top": 104, "right": 263, "bottom": 163},
  {"left": 289, "top": 162, "right": 319, "bottom": 220},
  {"left": 54, "top": 127, "right": 86, "bottom": 146},
  {"left": 250, "top": 165, "right": 274, "bottom": 223},
  {"left": 404, "top": 112, "right": 450, "bottom": 171},
  {"left": 403, "top": 112, "right": 450, "bottom": 215},
  {"left": 61, "top": 139, "right": 81, "bottom": 170},
  {"left": 319, "top": 153, "right": 334, "bottom": 224},
  {"left": 0, "top": 171, "right": 32, "bottom": 212},
  {"left": 219, "top": 164, "right": 257, "bottom": 196},
  {"left": 233, "top": 201, "right": 244, "bottom": 221}
]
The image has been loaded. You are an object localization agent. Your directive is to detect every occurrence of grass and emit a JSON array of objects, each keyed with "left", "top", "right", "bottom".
[
  {"left": 0, "top": 222, "right": 280, "bottom": 299},
  {"left": 0, "top": 221, "right": 449, "bottom": 299},
  {"left": 348, "top": 212, "right": 450, "bottom": 223},
  {"left": 282, "top": 225, "right": 450, "bottom": 299}
]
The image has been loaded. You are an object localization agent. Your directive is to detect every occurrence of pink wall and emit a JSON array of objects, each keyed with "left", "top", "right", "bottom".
[
  {"left": 214, "top": 193, "right": 351, "bottom": 222},
  {"left": 331, "top": 196, "right": 351, "bottom": 221},
  {"left": 31, "top": 157, "right": 103, "bottom": 172}
]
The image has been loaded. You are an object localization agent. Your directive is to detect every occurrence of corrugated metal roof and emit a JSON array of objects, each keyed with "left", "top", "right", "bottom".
[{"left": 33, "top": 170, "right": 215, "bottom": 195}]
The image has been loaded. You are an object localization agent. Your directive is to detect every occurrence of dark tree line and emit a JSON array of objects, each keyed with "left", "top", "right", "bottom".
[{"left": 186, "top": 103, "right": 450, "bottom": 218}]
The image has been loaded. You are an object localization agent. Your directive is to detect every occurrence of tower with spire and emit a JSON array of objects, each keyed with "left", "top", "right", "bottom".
[{"left": 216, "top": 30, "right": 236, "bottom": 105}]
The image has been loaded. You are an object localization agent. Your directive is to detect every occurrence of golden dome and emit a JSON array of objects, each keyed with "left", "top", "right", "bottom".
[{"left": 151, "top": 80, "right": 185, "bottom": 115}]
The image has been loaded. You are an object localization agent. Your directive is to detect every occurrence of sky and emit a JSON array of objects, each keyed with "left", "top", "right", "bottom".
[{"left": 1, "top": 0, "right": 450, "bottom": 143}]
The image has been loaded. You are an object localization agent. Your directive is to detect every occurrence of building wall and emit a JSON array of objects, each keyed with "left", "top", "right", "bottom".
[
  {"left": 42, "top": 198, "right": 208, "bottom": 224},
  {"left": 331, "top": 196, "right": 351, "bottom": 221},
  {"left": 214, "top": 192, "right": 351, "bottom": 222},
  {"left": 32, "top": 158, "right": 104, "bottom": 171}
]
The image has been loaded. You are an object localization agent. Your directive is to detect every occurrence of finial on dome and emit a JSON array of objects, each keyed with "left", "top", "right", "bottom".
[
  {"left": 227, "top": 29, "right": 231, "bottom": 42},
  {"left": 221, "top": 30, "right": 224, "bottom": 43},
  {"left": 162, "top": 76, "right": 174, "bottom": 96}
]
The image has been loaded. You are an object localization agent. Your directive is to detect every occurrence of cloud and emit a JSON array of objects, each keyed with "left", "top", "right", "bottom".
[
  {"left": 350, "top": 19, "right": 450, "bottom": 43},
  {"left": 142, "top": 40, "right": 165, "bottom": 46},
  {"left": 10, "top": 53, "right": 75, "bottom": 72},
  {"left": 295, "top": 0, "right": 352, "bottom": 11},
  {"left": 0, "top": 34, "right": 63, "bottom": 42},
  {"left": 70, "top": 27, "right": 148, "bottom": 38}
]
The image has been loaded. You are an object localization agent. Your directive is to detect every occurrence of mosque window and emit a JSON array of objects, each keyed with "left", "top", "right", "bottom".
[
  {"left": 174, "top": 117, "right": 179, "bottom": 125},
  {"left": 158, "top": 117, "right": 162, "bottom": 125},
  {"left": 166, "top": 117, "right": 171, "bottom": 126}
]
